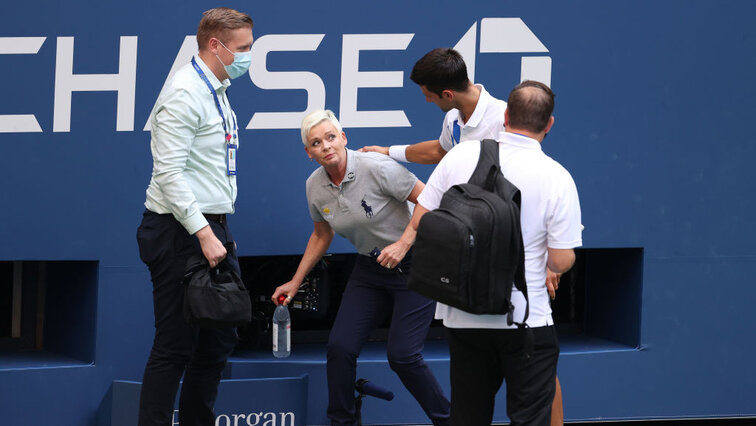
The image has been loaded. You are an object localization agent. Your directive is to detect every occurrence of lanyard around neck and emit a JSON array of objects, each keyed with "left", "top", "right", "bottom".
[{"left": 191, "top": 57, "right": 237, "bottom": 142}]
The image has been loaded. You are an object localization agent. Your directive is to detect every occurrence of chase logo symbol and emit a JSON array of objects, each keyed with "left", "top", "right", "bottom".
[{"left": 454, "top": 18, "right": 551, "bottom": 87}]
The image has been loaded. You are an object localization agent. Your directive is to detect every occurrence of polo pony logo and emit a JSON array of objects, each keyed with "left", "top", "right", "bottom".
[{"left": 361, "top": 197, "right": 374, "bottom": 218}]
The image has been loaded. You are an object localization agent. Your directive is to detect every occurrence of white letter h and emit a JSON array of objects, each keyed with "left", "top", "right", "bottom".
[{"left": 53, "top": 36, "right": 137, "bottom": 132}]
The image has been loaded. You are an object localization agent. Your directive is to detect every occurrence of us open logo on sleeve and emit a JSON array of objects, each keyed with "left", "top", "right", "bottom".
[{"left": 322, "top": 207, "right": 334, "bottom": 220}]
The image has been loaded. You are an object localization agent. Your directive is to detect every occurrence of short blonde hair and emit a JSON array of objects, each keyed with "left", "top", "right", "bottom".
[
  {"left": 196, "top": 7, "right": 253, "bottom": 51},
  {"left": 300, "top": 109, "right": 343, "bottom": 145}
]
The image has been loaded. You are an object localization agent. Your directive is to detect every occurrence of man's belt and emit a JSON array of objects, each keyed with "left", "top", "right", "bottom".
[{"left": 203, "top": 213, "right": 226, "bottom": 224}]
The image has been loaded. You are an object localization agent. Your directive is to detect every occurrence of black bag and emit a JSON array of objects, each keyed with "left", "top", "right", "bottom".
[
  {"left": 408, "top": 139, "right": 529, "bottom": 325},
  {"left": 183, "top": 243, "right": 252, "bottom": 328}
]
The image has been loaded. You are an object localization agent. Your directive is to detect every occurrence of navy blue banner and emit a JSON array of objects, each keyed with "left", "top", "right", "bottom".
[{"left": 1, "top": 1, "right": 755, "bottom": 425}]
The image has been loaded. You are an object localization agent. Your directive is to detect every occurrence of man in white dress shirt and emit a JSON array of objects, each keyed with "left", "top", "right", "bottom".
[
  {"left": 385, "top": 80, "right": 582, "bottom": 425},
  {"left": 363, "top": 48, "right": 567, "bottom": 424},
  {"left": 135, "top": 8, "right": 253, "bottom": 426}
]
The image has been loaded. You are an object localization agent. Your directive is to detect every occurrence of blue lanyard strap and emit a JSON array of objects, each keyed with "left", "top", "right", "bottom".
[{"left": 191, "top": 57, "right": 237, "bottom": 142}]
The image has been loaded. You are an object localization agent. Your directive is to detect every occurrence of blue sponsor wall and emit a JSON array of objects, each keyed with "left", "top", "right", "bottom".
[{"left": 1, "top": 0, "right": 755, "bottom": 424}]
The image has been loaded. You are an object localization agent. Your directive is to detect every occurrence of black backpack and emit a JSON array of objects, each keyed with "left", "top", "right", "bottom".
[{"left": 408, "top": 139, "right": 529, "bottom": 326}]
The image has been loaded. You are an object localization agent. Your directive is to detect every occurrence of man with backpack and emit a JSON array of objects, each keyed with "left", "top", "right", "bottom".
[
  {"left": 364, "top": 47, "right": 564, "bottom": 298},
  {"left": 365, "top": 48, "right": 567, "bottom": 424},
  {"left": 380, "top": 80, "right": 582, "bottom": 425}
]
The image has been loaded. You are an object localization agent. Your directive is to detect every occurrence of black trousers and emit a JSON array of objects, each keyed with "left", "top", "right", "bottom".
[
  {"left": 326, "top": 255, "right": 450, "bottom": 426},
  {"left": 136, "top": 210, "right": 239, "bottom": 426},
  {"left": 446, "top": 326, "right": 559, "bottom": 426}
]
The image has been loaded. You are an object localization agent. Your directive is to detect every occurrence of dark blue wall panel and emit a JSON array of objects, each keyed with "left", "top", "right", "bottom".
[{"left": 1, "top": 0, "right": 755, "bottom": 424}]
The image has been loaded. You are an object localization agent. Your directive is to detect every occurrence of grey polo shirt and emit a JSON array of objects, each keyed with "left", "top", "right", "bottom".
[{"left": 306, "top": 149, "right": 417, "bottom": 256}]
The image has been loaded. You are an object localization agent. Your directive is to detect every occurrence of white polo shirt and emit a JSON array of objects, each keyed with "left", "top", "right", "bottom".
[
  {"left": 417, "top": 132, "right": 583, "bottom": 329},
  {"left": 438, "top": 84, "right": 507, "bottom": 152}
]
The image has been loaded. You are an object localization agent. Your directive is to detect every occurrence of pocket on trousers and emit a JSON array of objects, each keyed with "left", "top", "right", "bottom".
[
  {"left": 136, "top": 225, "right": 154, "bottom": 265},
  {"left": 532, "top": 326, "right": 560, "bottom": 355},
  {"left": 136, "top": 214, "right": 173, "bottom": 267}
]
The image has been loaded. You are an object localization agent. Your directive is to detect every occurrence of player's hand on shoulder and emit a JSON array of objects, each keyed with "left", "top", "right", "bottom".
[{"left": 358, "top": 145, "right": 389, "bottom": 155}]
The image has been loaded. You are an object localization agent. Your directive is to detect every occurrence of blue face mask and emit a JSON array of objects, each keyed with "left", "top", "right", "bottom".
[{"left": 215, "top": 39, "right": 251, "bottom": 80}]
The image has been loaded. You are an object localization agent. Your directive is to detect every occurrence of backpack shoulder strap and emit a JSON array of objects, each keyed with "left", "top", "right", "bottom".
[
  {"left": 467, "top": 140, "right": 531, "bottom": 334},
  {"left": 509, "top": 240, "right": 530, "bottom": 329},
  {"left": 468, "top": 139, "right": 500, "bottom": 190}
]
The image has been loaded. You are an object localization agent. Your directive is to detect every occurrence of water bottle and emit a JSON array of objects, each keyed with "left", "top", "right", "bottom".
[{"left": 272, "top": 295, "right": 291, "bottom": 358}]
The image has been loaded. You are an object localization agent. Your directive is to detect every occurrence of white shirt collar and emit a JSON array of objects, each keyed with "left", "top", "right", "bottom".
[
  {"left": 498, "top": 131, "right": 543, "bottom": 151},
  {"left": 193, "top": 54, "right": 230, "bottom": 92},
  {"left": 460, "top": 84, "right": 492, "bottom": 128}
]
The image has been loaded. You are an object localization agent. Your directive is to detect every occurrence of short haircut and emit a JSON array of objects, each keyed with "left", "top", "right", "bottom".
[
  {"left": 506, "top": 80, "right": 555, "bottom": 133},
  {"left": 410, "top": 48, "right": 470, "bottom": 96},
  {"left": 196, "top": 7, "right": 253, "bottom": 50},
  {"left": 301, "top": 109, "right": 343, "bottom": 145}
]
